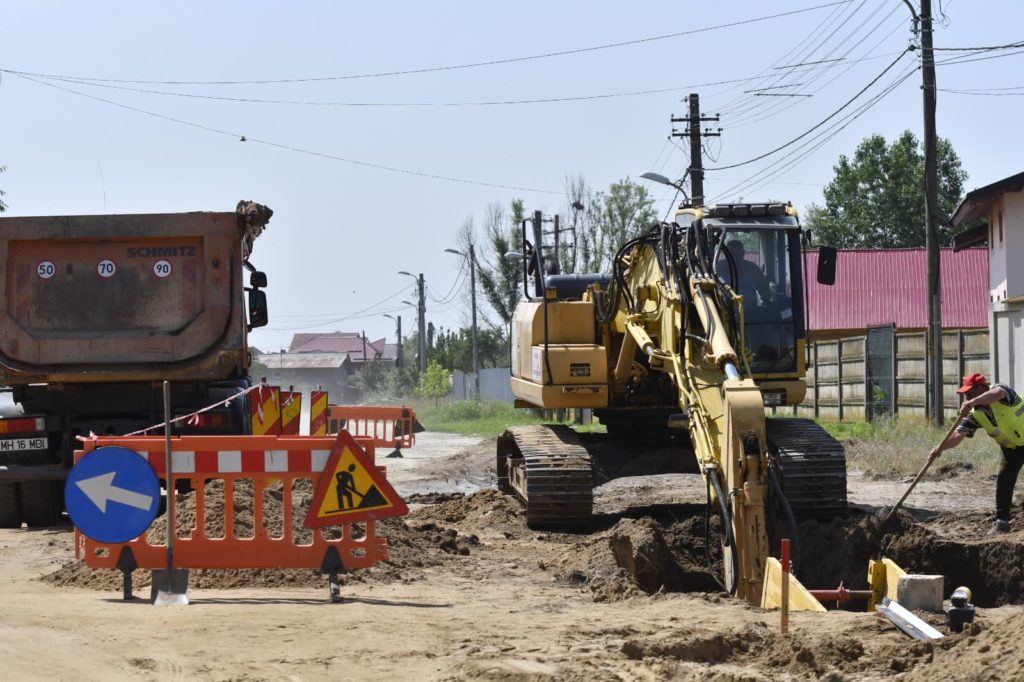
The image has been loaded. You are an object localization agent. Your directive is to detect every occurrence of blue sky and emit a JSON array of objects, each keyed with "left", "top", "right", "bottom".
[{"left": 2, "top": 1, "right": 1021, "bottom": 352}]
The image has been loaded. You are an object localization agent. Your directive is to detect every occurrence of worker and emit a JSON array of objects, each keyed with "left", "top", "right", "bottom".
[
  {"left": 931, "top": 372, "right": 1024, "bottom": 533},
  {"left": 720, "top": 239, "right": 773, "bottom": 306}
]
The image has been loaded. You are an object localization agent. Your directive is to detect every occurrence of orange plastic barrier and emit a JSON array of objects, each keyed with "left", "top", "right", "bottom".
[
  {"left": 327, "top": 405, "right": 416, "bottom": 452},
  {"left": 249, "top": 386, "right": 281, "bottom": 435},
  {"left": 309, "top": 390, "right": 328, "bottom": 436},
  {"left": 280, "top": 391, "right": 301, "bottom": 435},
  {"left": 74, "top": 433, "right": 396, "bottom": 600}
]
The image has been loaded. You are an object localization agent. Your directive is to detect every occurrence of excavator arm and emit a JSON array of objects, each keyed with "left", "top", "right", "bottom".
[{"left": 614, "top": 226, "right": 771, "bottom": 603}]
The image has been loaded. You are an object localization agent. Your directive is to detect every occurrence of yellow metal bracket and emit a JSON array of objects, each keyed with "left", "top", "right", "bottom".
[{"left": 760, "top": 557, "right": 827, "bottom": 612}]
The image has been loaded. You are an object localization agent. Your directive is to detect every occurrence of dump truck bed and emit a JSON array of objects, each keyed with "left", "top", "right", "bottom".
[{"left": 0, "top": 211, "right": 252, "bottom": 384}]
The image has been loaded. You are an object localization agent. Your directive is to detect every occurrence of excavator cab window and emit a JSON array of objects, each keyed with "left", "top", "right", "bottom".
[{"left": 715, "top": 223, "right": 803, "bottom": 374}]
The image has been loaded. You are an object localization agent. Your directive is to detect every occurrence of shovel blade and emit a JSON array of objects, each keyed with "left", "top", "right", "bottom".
[{"left": 150, "top": 568, "right": 190, "bottom": 606}]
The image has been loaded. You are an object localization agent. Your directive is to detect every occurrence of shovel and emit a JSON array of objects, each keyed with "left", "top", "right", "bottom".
[
  {"left": 152, "top": 380, "right": 190, "bottom": 606},
  {"left": 873, "top": 414, "right": 965, "bottom": 531}
]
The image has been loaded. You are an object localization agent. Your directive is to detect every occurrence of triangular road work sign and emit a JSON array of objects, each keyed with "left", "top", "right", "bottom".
[{"left": 305, "top": 430, "right": 408, "bottom": 527}]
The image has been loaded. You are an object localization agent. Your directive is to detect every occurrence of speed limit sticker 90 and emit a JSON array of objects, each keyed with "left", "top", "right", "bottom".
[
  {"left": 97, "top": 259, "right": 117, "bottom": 278},
  {"left": 36, "top": 261, "right": 56, "bottom": 279},
  {"left": 153, "top": 260, "right": 172, "bottom": 278}
]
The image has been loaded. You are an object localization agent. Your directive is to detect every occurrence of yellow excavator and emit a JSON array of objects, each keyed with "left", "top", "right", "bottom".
[{"left": 498, "top": 189, "right": 844, "bottom": 605}]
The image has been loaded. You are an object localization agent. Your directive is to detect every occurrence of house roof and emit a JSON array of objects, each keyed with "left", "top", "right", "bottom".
[
  {"left": 804, "top": 247, "right": 988, "bottom": 331},
  {"left": 254, "top": 352, "right": 350, "bottom": 370},
  {"left": 288, "top": 332, "right": 386, "bottom": 362},
  {"left": 950, "top": 169, "right": 1024, "bottom": 227},
  {"left": 380, "top": 343, "right": 400, "bottom": 361}
]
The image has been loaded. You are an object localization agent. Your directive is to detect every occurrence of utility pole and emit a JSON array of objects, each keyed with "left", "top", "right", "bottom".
[
  {"left": 417, "top": 273, "right": 426, "bottom": 374},
  {"left": 396, "top": 316, "right": 402, "bottom": 368},
  {"left": 921, "top": 0, "right": 943, "bottom": 426},
  {"left": 469, "top": 244, "right": 480, "bottom": 400},
  {"left": 902, "top": 0, "right": 942, "bottom": 424},
  {"left": 672, "top": 93, "right": 720, "bottom": 206}
]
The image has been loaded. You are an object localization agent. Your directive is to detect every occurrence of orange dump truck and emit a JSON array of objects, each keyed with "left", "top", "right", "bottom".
[{"left": 0, "top": 202, "right": 273, "bottom": 527}]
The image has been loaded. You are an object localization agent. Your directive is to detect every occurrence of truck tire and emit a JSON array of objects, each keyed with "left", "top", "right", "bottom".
[
  {"left": 0, "top": 482, "right": 22, "bottom": 528},
  {"left": 20, "top": 481, "right": 64, "bottom": 527}
]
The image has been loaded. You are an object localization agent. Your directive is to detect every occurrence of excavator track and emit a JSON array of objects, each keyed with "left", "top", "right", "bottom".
[
  {"left": 496, "top": 425, "right": 593, "bottom": 528},
  {"left": 766, "top": 418, "right": 847, "bottom": 518}
]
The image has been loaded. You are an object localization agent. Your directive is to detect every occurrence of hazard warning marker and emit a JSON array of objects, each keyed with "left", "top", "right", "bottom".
[{"left": 304, "top": 430, "right": 408, "bottom": 528}]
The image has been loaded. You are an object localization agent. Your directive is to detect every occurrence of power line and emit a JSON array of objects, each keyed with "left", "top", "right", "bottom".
[
  {"left": 939, "top": 87, "right": 1024, "bottom": 96},
  {"left": 427, "top": 261, "right": 468, "bottom": 304},
  {"left": 705, "top": 49, "right": 909, "bottom": 172},
  {"left": 10, "top": 73, "right": 564, "bottom": 196},
  {"left": 0, "top": 71, "right": 811, "bottom": 108},
  {"left": 265, "top": 283, "right": 415, "bottom": 332},
  {"left": 707, "top": 62, "right": 916, "bottom": 203},
  {"left": 932, "top": 40, "right": 1024, "bottom": 51},
  {"left": 3, "top": 2, "right": 852, "bottom": 86}
]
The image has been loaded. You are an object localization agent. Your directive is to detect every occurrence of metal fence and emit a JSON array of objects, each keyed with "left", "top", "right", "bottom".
[
  {"left": 451, "top": 368, "right": 515, "bottom": 403},
  {"left": 791, "top": 328, "right": 989, "bottom": 422}
]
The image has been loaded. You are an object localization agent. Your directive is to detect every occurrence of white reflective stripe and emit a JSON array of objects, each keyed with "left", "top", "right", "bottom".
[
  {"left": 311, "top": 450, "right": 330, "bottom": 472},
  {"left": 218, "top": 450, "right": 242, "bottom": 473},
  {"left": 137, "top": 452, "right": 150, "bottom": 462},
  {"left": 264, "top": 450, "right": 288, "bottom": 472},
  {"left": 171, "top": 451, "right": 195, "bottom": 473}
]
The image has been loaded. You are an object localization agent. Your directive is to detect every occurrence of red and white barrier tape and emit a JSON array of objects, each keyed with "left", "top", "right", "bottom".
[{"left": 75, "top": 382, "right": 267, "bottom": 443}]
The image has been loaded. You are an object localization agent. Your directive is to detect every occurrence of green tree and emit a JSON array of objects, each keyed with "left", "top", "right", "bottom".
[
  {"left": 804, "top": 131, "right": 967, "bottom": 248},
  {"left": 419, "top": 360, "right": 451, "bottom": 406},
  {"left": 476, "top": 199, "right": 525, "bottom": 330},
  {"left": 572, "top": 176, "right": 656, "bottom": 273}
]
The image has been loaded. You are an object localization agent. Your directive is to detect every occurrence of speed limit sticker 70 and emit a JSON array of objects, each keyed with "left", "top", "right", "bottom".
[
  {"left": 97, "top": 259, "right": 117, "bottom": 278},
  {"left": 36, "top": 261, "right": 56, "bottom": 279},
  {"left": 153, "top": 260, "right": 172, "bottom": 278}
]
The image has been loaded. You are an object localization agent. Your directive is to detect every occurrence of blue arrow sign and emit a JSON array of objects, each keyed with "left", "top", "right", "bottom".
[{"left": 65, "top": 446, "right": 160, "bottom": 544}]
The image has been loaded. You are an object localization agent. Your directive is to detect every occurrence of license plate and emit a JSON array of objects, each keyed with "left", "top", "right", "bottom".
[{"left": 0, "top": 436, "right": 48, "bottom": 452}]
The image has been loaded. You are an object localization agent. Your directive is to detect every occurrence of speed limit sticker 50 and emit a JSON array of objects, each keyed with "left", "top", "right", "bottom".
[
  {"left": 36, "top": 261, "right": 56, "bottom": 279},
  {"left": 153, "top": 260, "right": 173, "bottom": 278}
]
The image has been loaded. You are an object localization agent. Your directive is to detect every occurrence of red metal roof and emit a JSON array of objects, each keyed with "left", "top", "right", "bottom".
[
  {"left": 288, "top": 332, "right": 386, "bottom": 362},
  {"left": 804, "top": 247, "right": 988, "bottom": 332}
]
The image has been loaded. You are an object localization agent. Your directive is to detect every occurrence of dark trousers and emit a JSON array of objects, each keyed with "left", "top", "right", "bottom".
[{"left": 996, "top": 446, "right": 1024, "bottom": 520}]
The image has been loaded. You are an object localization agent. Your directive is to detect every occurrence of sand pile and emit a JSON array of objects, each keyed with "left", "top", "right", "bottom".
[{"left": 43, "top": 481, "right": 481, "bottom": 593}]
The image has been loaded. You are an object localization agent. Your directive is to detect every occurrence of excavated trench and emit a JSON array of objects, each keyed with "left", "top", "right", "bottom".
[{"left": 561, "top": 505, "right": 1024, "bottom": 607}]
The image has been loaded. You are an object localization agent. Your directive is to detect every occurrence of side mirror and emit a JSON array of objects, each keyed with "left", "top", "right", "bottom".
[
  {"left": 248, "top": 288, "right": 269, "bottom": 329},
  {"left": 250, "top": 271, "right": 268, "bottom": 288},
  {"left": 817, "top": 246, "right": 837, "bottom": 286}
]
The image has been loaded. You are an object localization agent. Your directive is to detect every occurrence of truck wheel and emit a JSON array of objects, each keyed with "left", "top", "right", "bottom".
[
  {"left": 0, "top": 482, "right": 21, "bottom": 528},
  {"left": 20, "top": 481, "right": 64, "bottom": 527}
]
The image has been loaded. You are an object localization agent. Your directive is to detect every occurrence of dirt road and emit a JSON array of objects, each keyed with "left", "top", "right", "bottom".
[{"left": 2, "top": 432, "right": 1023, "bottom": 681}]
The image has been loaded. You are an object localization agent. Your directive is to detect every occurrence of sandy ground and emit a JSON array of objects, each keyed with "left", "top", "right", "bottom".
[{"left": 2, "top": 431, "right": 1023, "bottom": 681}]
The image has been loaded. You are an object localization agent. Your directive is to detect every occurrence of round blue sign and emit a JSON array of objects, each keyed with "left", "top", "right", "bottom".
[{"left": 65, "top": 446, "right": 160, "bottom": 543}]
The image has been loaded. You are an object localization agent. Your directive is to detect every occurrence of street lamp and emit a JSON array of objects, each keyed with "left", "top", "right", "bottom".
[
  {"left": 383, "top": 313, "right": 403, "bottom": 368},
  {"left": 398, "top": 271, "right": 426, "bottom": 373},
  {"left": 445, "top": 246, "right": 480, "bottom": 401}
]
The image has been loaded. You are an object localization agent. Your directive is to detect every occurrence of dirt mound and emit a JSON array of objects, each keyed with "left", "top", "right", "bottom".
[
  {"left": 620, "top": 622, "right": 887, "bottom": 679},
  {"left": 905, "top": 616, "right": 1024, "bottom": 681},
  {"left": 410, "top": 488, "right": 522, "bottom": 529},
  {"left": 42, "top": 480, "right": 481, "bottom": 593},
  {"left": 547, "top": 516, "right": 719, "bottom": 601}
]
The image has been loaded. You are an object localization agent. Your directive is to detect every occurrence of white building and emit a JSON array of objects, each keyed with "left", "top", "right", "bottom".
[{"left": 952, "top": 170, "right": 1024, "bottom": 388}]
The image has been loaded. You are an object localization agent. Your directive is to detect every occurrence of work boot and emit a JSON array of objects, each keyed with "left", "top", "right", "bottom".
[{"left": 990, "top": 519, "right": 1011, "bottom": 534}]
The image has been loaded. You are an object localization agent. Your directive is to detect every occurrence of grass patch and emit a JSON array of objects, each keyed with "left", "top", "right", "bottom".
[
  {"left": 415, "top": 400, "right": 605, "bottom": 438},
  {"left": 820, "top": 417, "right": 1002, "bottom": 478}
]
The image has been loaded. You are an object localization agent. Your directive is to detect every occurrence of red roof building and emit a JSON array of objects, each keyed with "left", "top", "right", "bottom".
[
  {"left": 804, "top": 247, "right": 988, "bottom": 337},
  {"left": 288, "top": 332, "right": 388, "bottom": 369}
]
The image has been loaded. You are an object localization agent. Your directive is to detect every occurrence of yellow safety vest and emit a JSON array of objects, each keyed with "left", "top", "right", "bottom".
[{"left": 972, "top": 396, "right": 1024, "bottom": 449}]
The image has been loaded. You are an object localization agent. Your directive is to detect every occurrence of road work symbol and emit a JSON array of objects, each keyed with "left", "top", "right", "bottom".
[
  {"left": 305, "top": 430, "right": 408, "bottom": 528},
  {"left": 65, "top": 446, "right": 160, "bottom": 544}
]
